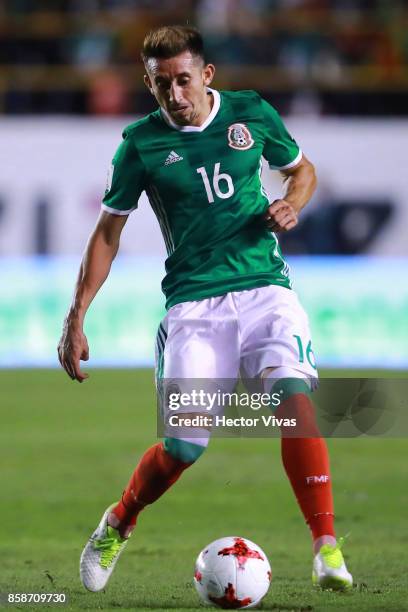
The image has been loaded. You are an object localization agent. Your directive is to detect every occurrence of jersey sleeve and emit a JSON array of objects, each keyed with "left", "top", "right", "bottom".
[
  {"left": 260, "top": 98, "right": 302, "bottom": 170},
  {"left": 101, "top": 129, "right": 146, "bottom": 215}
]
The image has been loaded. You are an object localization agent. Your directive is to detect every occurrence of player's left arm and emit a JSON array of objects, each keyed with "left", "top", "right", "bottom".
[{"left": 265, "top": 154, "right": 317, "bottom": 233}]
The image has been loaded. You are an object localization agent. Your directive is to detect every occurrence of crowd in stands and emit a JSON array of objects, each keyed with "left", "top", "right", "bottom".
[{"left": 1, "top": 0, "right": 407, "bottom": 114}]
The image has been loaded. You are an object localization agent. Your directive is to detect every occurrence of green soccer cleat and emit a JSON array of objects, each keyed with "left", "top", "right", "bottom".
[
  {"left": 80, "top": 503, "right": 129, "bottom": 592},
  {"left": 312, "top": 538, "right": 353, "bottom": 591}
]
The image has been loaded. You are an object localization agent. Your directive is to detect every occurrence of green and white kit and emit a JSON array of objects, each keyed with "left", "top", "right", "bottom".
[
  {"left": 102, "top": 88, "right": 317, "bottom": 383},
  {"left": 103, "top": 88, "right": 301, "bottom": 309}
]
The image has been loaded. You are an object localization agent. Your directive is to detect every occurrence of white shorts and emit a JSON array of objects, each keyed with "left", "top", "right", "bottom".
[{"left": 155, "top": 285, "right": 317, "bottom": 404}]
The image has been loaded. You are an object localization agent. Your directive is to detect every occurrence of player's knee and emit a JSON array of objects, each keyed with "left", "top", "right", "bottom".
[
  {"left": 262, "top": 366, "right": 312, "bottom": 404},
  {"left": 163, "top": 437, "right": 207, "bottom": 463},
  {"left": 262, "top": 366, "right": 320, "bottom": 434},
  {"left": 273, "top": 377, "right": 311, "bottom": 404}
]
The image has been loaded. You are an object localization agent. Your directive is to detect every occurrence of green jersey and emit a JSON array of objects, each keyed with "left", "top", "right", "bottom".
[{"left": 102, "top": 89, "right": 301, "bottom": 309}]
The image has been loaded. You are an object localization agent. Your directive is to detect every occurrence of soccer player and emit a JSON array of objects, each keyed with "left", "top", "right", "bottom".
[{"left": 58, "top": 25, "right": 352, "bottom": 595}]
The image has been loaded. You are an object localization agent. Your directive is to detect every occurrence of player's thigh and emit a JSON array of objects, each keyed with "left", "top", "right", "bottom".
[
  {"left": 155, "top": 298, "right": 240, "bottom": 444},
  {"left": 155, "top": 296, "right": 240, "bottom": 431},
  {"left": 156, "top": 297, "right": 241, "bottom": 380},
  {"left": 240, "top": 285, "right": 318, "bottom": 380}
]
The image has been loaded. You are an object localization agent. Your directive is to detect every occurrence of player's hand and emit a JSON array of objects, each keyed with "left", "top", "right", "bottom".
[
  {"left": 57, "top": 318, "right": 90, "bottom": 383},
  {"left": 264, "top": 199, "right": 298, "bottom": 233}
]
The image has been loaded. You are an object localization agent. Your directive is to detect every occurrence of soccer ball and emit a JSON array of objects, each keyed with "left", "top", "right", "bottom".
[{"left": 194, "top": 536, "right": 271, "bottom": 609}]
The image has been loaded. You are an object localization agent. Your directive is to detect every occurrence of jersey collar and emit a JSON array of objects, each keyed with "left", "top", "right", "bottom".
[{"left": 160, "top": 88, "right": 221, "bottom": 132}]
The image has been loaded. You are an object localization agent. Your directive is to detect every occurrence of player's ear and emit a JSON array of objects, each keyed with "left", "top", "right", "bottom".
[
  {"left": 144, "top": 73, "right": 154, "bottom": 94},
  {"left": 203, "top": 63, "right": 215, "bottom": 87}
]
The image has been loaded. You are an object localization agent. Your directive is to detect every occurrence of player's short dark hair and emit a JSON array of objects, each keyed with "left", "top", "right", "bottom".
[{"left": 141, "top": 25, "right": 206, "bottom": 64}]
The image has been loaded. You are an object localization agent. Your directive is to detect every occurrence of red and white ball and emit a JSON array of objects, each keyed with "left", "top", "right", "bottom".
[{"left": 194, "top": 536, "right": 272, "bottom": 609}]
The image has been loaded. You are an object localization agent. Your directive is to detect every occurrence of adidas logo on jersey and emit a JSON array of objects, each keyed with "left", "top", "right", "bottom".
[{"left": 164, "top": 151, "right": 183, "bottom": 166}]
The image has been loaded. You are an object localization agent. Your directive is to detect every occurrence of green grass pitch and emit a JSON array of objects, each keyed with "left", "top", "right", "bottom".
[{"left": 1, "top": 369, "right": 407, "bottom": 611}]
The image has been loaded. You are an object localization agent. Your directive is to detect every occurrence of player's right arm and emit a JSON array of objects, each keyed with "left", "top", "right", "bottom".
[
  {"left": 58, "top": 128, "right": 146, "bottom": 382},
  {"left": 58, "top": 211, "right": 128, "bottom": 382}
]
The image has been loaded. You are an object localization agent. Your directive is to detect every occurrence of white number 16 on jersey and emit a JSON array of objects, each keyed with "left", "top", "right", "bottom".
[{"left": 197, "top": 163, "right": 235, "bottom": 204}]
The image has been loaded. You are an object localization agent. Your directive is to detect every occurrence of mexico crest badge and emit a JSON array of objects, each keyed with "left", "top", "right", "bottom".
[{"left": 227, "top": 123, "right": 254, "bottom": 150}]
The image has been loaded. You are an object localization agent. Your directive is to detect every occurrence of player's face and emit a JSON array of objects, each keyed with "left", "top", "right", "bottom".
[{"left": 144, "top": 51, "right": 215, "bottom": 126}]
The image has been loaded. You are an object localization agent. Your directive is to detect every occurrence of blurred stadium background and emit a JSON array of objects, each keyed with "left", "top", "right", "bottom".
[{"left": 1, "top": 0, "right": 407, "bottom": 370}]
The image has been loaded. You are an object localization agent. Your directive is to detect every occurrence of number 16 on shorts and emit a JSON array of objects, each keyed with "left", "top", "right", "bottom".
[{"left": 293, "top": 334, "right": 317, "bottom": 370}]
